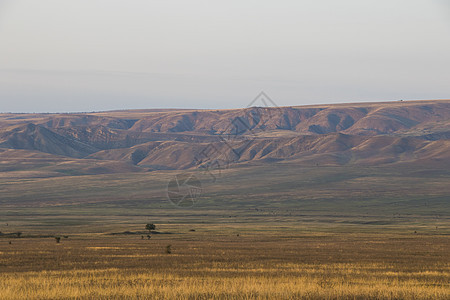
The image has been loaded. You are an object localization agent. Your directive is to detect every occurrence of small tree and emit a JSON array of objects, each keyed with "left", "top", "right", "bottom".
[
  {"left": 145, "top": 223, "right": 156, "bottom": 233},
  {"left": 16, "top": 232, "right": 22, "bottom": 238},
  {"left": 166, "top": 244, "right": 172, "bottom": 254},
  {"left": 55, "top": 237, "right": 61, "bottom": 243}
]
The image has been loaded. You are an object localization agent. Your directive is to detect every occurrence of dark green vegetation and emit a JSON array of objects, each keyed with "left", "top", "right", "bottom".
[{"left": 0, "top": 163, "right": 448, "bottom": 237}]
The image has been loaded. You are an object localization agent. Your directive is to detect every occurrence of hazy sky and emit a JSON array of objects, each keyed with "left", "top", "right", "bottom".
[{"left": 0, "top": 0, "right": 449, "bottom": 112}]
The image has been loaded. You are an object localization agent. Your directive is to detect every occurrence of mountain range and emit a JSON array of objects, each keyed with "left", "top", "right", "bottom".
[{"left": 0, "top": 99, "right": 449, "bottom": 177}]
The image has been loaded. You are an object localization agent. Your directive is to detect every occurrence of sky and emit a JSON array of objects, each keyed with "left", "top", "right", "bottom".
[{"left": 0, "top": 0, "right": 449, "bottom": 112}]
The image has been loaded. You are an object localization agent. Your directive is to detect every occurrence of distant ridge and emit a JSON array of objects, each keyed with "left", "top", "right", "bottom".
[
  {"left": 0, "top": 123, "right": 97, "bottom": 158},
  {"left": 0, "top": 99, "right": 449, "bottom": 175}
]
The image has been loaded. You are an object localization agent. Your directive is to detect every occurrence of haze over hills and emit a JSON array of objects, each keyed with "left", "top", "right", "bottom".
[{"left": 0, "top": 99, "right": 449, "bottom": 177}]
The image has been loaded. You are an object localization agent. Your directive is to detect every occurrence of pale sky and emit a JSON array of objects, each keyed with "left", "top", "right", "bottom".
[{"left": 0, "top": 0, "right": 449, "bottom": 112}]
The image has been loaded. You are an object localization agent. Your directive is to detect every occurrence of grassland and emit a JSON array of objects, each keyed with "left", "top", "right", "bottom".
[
  {"left": 0, "top": 231, "right": 449, "bottom": 299},
  {"left": 0, "top": 163, "right": 449, "bottom": 299},
  {"left": 0, "top": 164, "right": 448, "bottom": 235}
]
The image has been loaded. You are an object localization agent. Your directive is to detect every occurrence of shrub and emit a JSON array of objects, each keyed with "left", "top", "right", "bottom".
[{"left": 146, "top": 223, "right": 156, "bottom": 232}]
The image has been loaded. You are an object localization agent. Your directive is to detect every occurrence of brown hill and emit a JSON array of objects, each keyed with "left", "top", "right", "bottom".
[
  {"left": 88, "top": 133, "right": 449, "bottom": 170},
  {"left": 0, "top": 100, "right": 448, "bottom": 175},
  {"left": 0, "top": 123, "right": 98, "bottom": 158}
]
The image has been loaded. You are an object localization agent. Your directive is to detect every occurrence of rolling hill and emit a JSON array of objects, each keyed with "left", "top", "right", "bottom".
[{"left": 0, "top": 99, "right": 449, "bottom": 176}]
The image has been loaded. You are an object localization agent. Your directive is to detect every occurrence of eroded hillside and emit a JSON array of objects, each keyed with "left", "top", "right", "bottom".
[{"left": 0, "top": 100, "right": 449, "bottom": 176}]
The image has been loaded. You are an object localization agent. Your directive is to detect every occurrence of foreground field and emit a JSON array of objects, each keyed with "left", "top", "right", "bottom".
[
  {"left": 0, "top": 232, "right": 449, "bottom": 299},
  {"left": 0, "top": 153, "right": 448, "bottom": 299}
]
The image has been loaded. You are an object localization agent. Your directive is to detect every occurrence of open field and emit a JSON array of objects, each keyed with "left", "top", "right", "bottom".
[
  {"left": 1, "top": 164, "right": 448, "bottom": 237},
  {"left": 0, "top": 164, "right": 448, "bottom": 299},
  {"left": 0, "top": 232, "right": 449, "bottom": 299}
]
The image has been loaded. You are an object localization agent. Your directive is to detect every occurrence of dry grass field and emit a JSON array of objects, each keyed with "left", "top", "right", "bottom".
[
  {"left": 0, "top": 162, "right": 449, "bottom": 299},
  {"left": 0, "top": 231, "right": 449, "bottom": 299}
]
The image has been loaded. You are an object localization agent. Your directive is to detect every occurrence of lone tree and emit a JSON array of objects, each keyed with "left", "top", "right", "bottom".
[{"left": 145, "top": 223, "right": 156, "bottom": 233}]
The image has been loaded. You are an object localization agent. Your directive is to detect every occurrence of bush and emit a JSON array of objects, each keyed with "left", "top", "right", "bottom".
[{"left": 146, "top": 223, "right": 156, "bottom": 232}]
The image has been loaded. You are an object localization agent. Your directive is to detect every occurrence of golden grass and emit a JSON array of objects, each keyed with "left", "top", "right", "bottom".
[
  {"left": 0, "top": 233, "right": 449, "bottom": 299},
  {"left": 0, "top": 265, "right": 448, "bottom": 299}
]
